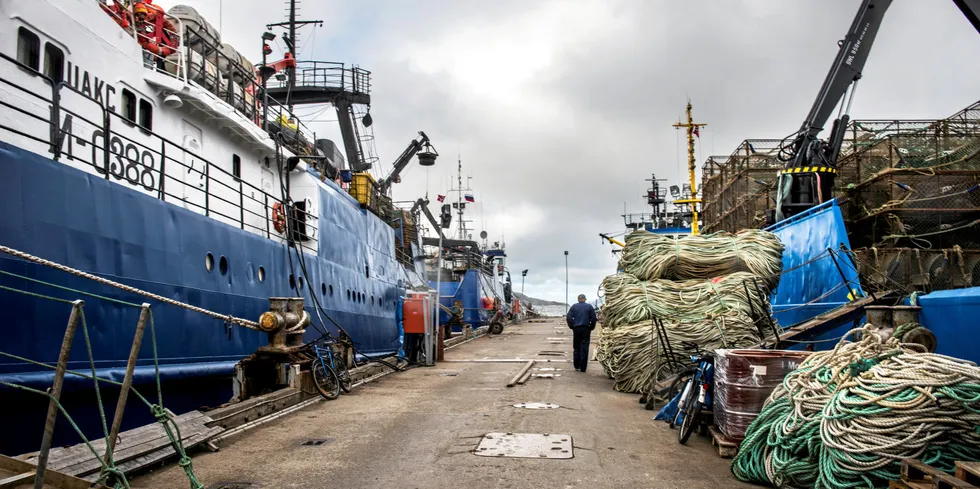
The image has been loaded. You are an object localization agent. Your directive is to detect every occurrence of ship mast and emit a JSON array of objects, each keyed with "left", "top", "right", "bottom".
[{"left": 672, "top": 101, "right": 707, "bottom": 235}]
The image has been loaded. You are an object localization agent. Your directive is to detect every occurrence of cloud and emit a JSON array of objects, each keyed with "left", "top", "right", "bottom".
[{"left": 174, "top": 0, "right": 980, "bottom": 302}]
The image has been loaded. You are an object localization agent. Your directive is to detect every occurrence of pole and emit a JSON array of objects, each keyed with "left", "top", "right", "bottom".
[
  {"left": 521, "top": 275, "right": 525, "bottom": 294},
  {"left": 261, "top": 38, "right": 269, "bottom": 132},
  {"left": 672, "top": 101, "right": 707, "bottom": 235},
  {"left": 428, "top": 232, "right": 443, "bottom": 366},
  {"left": 104, "top": 304, "right": 150, "bottom": 468},
  {"left": 564, "top": 251, "right": 569, "bottom": 313}
]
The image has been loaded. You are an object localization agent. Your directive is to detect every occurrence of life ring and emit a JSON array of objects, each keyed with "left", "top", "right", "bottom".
[{"left": 272, "top": 202, "right": 288, "bottom": 233}]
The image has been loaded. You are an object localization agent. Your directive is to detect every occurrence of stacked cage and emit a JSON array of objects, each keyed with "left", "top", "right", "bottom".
[{"left": 700, "top": 140, "right": 784, "bottom": 234}]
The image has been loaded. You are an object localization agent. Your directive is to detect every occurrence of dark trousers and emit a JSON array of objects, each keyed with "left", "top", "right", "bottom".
[{"left": 572, "top": 327, "right": 592, "bottom": 371}]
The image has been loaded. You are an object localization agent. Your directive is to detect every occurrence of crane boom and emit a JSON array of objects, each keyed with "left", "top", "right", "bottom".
[
  {"left": 379, "top": 132, "right": 436, "bottom": 194},
  {"left": 774, "top": 0, "right": 980, "bottom": 222}
]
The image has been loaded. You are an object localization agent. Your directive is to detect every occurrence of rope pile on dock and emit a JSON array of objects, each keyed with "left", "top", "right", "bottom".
[
  {"left": 596, "top": 230, "right": 784, "bottom": 394},
  {"left": 732, "top": 326, "right": 980, "bottom": 489},
  {"left": 618, "top": 229, "right": 784, "bottom": 289}
]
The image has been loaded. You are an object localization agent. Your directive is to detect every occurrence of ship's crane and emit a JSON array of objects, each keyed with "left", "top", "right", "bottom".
[
  {"left": 773, "top": 0, "right": 980, "bottom": 222},
  {"left": 379, "top": 131, "right": 438, "bottom": 194},
  {"left": 410, "top": 197, "right": 445, "bottom": 240}
]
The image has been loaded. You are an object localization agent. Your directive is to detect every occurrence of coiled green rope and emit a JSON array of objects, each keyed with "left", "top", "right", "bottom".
[{"left": 732, "top": 326, "right": 980, "bottom": 489}]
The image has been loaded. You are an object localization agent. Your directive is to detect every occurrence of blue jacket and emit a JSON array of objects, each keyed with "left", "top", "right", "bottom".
[{"left": 566, "top": 302, "right": 597, "bottom": 330}]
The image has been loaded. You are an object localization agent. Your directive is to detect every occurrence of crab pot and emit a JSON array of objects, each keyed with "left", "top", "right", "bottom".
[{"left": 418, "top": 151, "right": 437, "bottom": 166}]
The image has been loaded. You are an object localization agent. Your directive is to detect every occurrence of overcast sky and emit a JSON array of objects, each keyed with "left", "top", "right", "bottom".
[{"left": 177, "top": 0, "right": 980, "bottom": 303}]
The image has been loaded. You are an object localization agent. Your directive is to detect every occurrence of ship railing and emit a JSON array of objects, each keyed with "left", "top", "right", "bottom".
[
  {"left": 266, "top": 60, "right": 372, "bottom": 96},
  {"left": 0, "top": 52, "right": 320, "bottom": 255}
]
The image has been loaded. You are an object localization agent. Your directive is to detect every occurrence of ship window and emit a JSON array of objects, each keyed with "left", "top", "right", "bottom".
[
  {"left": 258, "top": 266, "right": 266, "bottom": 283},
  {"left": 205, "top": 253, "right": 214, "bottom": 273},
  {"left": 347, "top": 289, "right": 351, "bottom": 301},
  {"left": 371, "top": 296, "right": 374, "bottom": 306},
  {"left": 321, "top": 283, "right": 326, "bottom": 296},
  {"left": 219, "top": 256, "right": 228, "bottom": 275},
  {"left": 43, "top": 43, "right": 64, "bottom": 82},
  {"left": 17, "top": 28, "right": 40, "bottom": 71},
  {"left": 121, "top": 89, "right": 136, "bottom": 124},
  {"left": 289, "top": 274, "right": 296, "bottom": 289},
  {"left": 139, "top": 99, "right": 153, "bottom": 132},
  {"left": 232, "top": 154, "right": 241, "bottom": 180},
  {"left": 298, "top": 276, "right": 305, "bottom": 290},
  {"left": 329, "top": 285, "right": 334, "bottom": 297}
]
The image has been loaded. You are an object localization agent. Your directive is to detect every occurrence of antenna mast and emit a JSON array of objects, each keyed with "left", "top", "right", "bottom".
[{"left": 672, "top": 101, "right": 707, "bottom": 235}]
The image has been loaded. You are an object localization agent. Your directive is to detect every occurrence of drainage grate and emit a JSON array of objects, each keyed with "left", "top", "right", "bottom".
[
  {"left": 513, "top": 402, "right": 560, "bottom": 409},
  {"left": 208, "top": 483, "right": 258, "bottom": 489},
  {"left": 300, "top": 438, "right": 335, "bottom": 446},
  {"left": 474, "top": 432, "right": 573, "bottom": 459}
]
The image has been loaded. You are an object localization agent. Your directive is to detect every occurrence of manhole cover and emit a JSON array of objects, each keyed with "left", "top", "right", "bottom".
[
  {"left": 300, "top": 438, "right": 335, "bottom": 446},
  {"left": 532, "top": 374, "right": 560, "bottom": 378},
  {"left": 512, "top": 402, "right": 560, "bottom": 409},
  {"left": 474, "top": 432, "right": 572, "bottom": 459},
  {"left": 208, "top": 483, "right": 258, "bottom": 489}
]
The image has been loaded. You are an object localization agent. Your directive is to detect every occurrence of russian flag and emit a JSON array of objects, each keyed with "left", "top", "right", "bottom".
[
  {"left": 437, "top": 194, "right": 445, "bottom": 202},
  {"left": 464, "top": 194, "right": 475, "bottom": 203}
]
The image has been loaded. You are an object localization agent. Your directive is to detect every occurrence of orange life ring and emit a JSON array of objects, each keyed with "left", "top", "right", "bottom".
[{"left": 272, "top": 202, "right": 288, "bottom": 233}]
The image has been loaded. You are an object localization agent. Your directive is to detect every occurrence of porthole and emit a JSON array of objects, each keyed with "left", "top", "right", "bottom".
[
  {"left": 321, "top": 283, "right": 327, "bottom": 296},
  {"left": 205, "top": 253, "right": 214, "bottom": 272},
  {"left": 289, "top": 274, "right": 296, "bottom": 289},
  {"left": 298, "top": 276, "right": 305, "bottom": 290},
  {"left": 347, "top": 289, "right": 351, "bottom": 301},
  {"left": 258, "top": 266, "right": 266, "bottom": 283},
  {"left": 329, "top": 285, "right": 334, "bottom": 297},
  {"left": 371, "top": 295, "right": 375, "bottom": 305},
  {"left": 359, "top": 292, "right": 364, "bottom": 303},
  {"left": 219, "top": 256, "right": 228, "bottom": 275}
]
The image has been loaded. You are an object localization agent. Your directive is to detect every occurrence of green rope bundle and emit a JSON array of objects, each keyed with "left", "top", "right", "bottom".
[
  {"left": 732, "top": 326, "right": 980, "bottom": 489},
  {"left": 618, "top": 229, "right": 784, "bottom": 289}
]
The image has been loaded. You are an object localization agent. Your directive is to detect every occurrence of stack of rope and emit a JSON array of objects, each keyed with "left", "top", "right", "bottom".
[
  {"left": 618, "top": 229, "right": 784, "bottom": 289},
  {"left": 732, "top": 326, "right": 980, "bottom": 488},
  {"left": 596, "top": 230, "right": 784, "bottom": 394}
]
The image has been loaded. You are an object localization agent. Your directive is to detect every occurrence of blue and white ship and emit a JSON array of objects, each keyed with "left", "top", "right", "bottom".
[{"left": 0, "top": 0, "right": 436, "bottom": 454}]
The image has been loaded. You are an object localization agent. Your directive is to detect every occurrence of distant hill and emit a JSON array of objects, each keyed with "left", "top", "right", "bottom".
[{"left": 514, "top": 292, "right": 565, "bottom": 307}]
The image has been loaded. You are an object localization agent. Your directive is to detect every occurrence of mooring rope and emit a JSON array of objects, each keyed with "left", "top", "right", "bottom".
[
  {"left": 0, "top": 244, "right": 261, "bottom": 330},
  {"left": 732, "top": 326, "right": 980, "bottom": 489}
]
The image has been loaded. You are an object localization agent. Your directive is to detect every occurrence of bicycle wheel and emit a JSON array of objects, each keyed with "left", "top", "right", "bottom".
[
  {"left": 669, "top": 378, "right": 694, "bottom": 429},
  {"left": 312, "top": 360, "right": 340, "bottom": 400},
  {"left": 678, "top": 390, "right": 702, "bottom": 444},
  {"left": 335, "top": 359, "right": 352, "bottom": 393}
]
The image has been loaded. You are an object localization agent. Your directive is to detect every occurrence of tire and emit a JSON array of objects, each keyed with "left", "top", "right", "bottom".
[
  {"left": 669, "top": 379, "right": 693, "bottom": 430},
  {"left": 678, "top": 391, "right": 702, "bottom": 444},
  {"left": 335, "top": 360, "right": 352, "bottom": 394},
  {"left": 312, "top": 360, "right": 340, "bottom": 400},
  {"left": 490, "top": 322, "right": 504, "bottom": 335}
]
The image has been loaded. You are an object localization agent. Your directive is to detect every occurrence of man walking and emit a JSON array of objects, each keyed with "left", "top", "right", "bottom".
[{"left": 566, "top": 294, "right": 597, "bottom": 372}]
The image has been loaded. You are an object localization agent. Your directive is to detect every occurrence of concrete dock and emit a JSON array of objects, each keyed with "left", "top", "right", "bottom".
[{"left": 132, "top": 317, "right": 749, "bottom": 488}]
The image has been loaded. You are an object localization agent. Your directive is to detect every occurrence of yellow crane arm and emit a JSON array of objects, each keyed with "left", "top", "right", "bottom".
[{"left": 599, "top": 233, "right": 625, "bottom": 248}]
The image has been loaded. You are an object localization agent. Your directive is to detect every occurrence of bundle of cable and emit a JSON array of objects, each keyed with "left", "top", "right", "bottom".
[
  {"left": 599, "top": 271, "right": 772, "bottom": 329},
  {"left": 618, "top": 229, "right": 784, "bottom": 290},
  {"left": 732, "top": 326, "right": 980, "bottom": 489}
]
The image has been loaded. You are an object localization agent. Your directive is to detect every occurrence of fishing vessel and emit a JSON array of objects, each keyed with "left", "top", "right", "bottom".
[
  {"left": 0, "top": 0, "right": 435, "bottom": 454},
  {"left": 423, "top": 159, "right": 513, "bottom": 335}
]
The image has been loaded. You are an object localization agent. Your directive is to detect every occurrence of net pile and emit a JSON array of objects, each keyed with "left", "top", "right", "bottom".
[
  {"left": 596, "top": 230, "right": 784, "bottom": 394},
  {"left": 732, "top": 326, "right": 980, "bottom": 489}
]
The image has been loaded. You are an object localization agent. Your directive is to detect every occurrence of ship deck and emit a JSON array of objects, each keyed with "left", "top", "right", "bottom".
[{"left": 131, "top": 317, "right": 746, "bottom": 488}]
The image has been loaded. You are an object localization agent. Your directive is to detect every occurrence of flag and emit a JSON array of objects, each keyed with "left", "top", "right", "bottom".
[
  {"left": 464, "top": 194, "right": 475, "bottom": 203},
  {"left": 437, "top": 194, "right": 445, "bottom": 202},
  {"left": 693, "top": 126, "right": 700, "bottom": 138}
]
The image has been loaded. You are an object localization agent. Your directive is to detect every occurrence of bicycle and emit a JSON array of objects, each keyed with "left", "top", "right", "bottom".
[
  {"left": 310, "top": 333, "right": 352, "bottom": 400},
  {"left": 672, "top": 342, "right": 715, "bottom": 444}
]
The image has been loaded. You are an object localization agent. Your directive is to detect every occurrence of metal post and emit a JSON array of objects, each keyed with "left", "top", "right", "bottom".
[
  {"left": 261, "top": 38, "right": 268, "bottom": 132},
  {"left": 103, "top": 304, "right": 150, "bottom": 467},
  {"left": 427, "top": 232, "right": 443, "bottom": 366},
  {"left": 564, "top": 251, "right": 569, "bottom": 313},
  {"left": 34, "top": 300, "right": 84, "bottom": 489}
]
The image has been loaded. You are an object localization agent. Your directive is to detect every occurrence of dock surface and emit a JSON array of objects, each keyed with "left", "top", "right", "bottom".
[{"left": 132, "top": 318, "right": 747, "bottom": 488}]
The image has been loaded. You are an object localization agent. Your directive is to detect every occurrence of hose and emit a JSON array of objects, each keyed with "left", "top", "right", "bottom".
[
  {"left": 732, "top": 326, "right": 980, "bottom": 488},
  {"left": 618, "top": 229, "right": 784, "bottom": 290}
]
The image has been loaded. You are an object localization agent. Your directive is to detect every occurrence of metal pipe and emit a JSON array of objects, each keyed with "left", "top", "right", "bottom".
[
  {"left": 34, "top": 300, "right": 84, "bottom": 489},
  {"left": 104, "top": 304, "right": 151, "bottom": 467},
  {"left": 506, "top": 360, "right": 535, "bottom": 387}
]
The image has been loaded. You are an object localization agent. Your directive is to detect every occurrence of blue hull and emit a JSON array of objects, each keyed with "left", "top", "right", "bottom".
[{"left": 0, "top": 141, "right": 416, "bottom": 454}]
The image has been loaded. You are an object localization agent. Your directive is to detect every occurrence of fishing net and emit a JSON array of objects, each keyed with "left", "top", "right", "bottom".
[
  {"left": 732, "top": 326, "right": 980, "bottom": 489},
  {"left": 618, "top": 229, "right": 784, "bottom": 289}
]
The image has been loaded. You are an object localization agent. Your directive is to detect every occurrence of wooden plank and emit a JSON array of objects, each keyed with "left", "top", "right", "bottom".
[
  {"left": 0, "top": 455, "right": 105, "bottom": 489},
  {"left": 956, "top": 462, "right": 980, "bottom": 486},
  {"left": 31, "top": 411, "right": 206, "bottom": 471},
  {"left": 902, "top": 459, "right": 978, "bottom": 489},
  {"left": 80, "top": 426, "right": 224, "bottom": 482},
  {"left": 0, "top": 471, "right": 33, "bottom": 489},
  {"left": 708, "top": 426, "right": 738, "bottom": 459}
]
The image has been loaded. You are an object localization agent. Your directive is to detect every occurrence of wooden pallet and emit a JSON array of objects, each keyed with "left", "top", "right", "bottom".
[
  {"left": 707, "top": 425, "right": 739, "bottom": 459},
  {"left": 890, "top": 459, "right": 980, "bottom": 489},
  {"left": 0, "top": 454, "right": 106, "bottom": 489}
]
